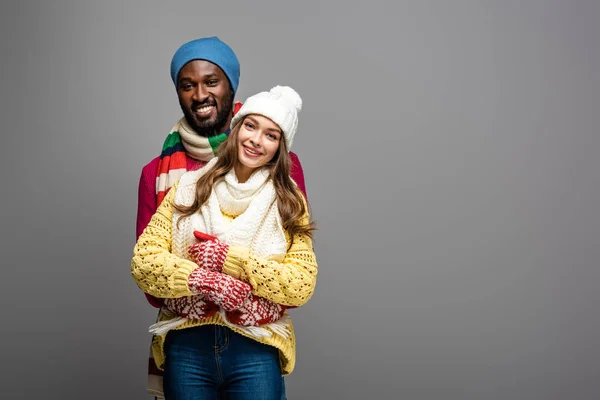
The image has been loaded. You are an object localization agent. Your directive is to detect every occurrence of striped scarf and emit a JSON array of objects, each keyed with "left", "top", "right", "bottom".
[{"left": 155, "top": 102, "right": 242, "bottom": 206}]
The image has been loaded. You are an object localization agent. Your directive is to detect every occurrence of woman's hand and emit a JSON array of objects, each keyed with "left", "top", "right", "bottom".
[
  {"left": 187, "top": 267, "right": 252, "bottom": 312},
  {"left": 187, "top": 231, "right": 229, "bottom": 272}
]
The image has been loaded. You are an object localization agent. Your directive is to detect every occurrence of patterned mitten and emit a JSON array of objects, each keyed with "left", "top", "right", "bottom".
[
  {"left": 188, "top": 267, "right": 252, "bottom": 312},
  {"left": 164, "top": 295, "right": 219, "bottom": 320},
  {"left": 188, "top": 231, "right": 229, "bottom": 272},
  {"left": 226, "top": 295, "right": 286, "bottom": 326}
]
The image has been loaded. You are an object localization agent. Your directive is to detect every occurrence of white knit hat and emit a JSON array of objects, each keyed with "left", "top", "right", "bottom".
[{"left": 231, "top": 86, "right": 302, "bottom": 150}]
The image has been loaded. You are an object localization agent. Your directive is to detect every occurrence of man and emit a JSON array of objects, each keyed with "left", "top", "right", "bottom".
[{"left": 136, "top": 36, "right": 306, "bottom": 399}]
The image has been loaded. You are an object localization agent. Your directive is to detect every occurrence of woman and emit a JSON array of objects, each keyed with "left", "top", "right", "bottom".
[{"left": 132, "top": 85, "right": 317, "bottom": 399}]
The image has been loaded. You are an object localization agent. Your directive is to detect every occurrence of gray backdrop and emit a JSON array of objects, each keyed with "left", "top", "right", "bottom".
[{"left": 1, "top": 0, "right": 599, "bottom": 399}]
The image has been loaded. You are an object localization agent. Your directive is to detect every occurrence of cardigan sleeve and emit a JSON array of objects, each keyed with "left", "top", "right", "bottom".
[
  {"left": 221, "top": 212, "right": 318, "bottom": 307},
  {"left": 136, "top": 158, "right": 166, "bottom": 308},
  {"left": 131, "top": 182, "right": 198, "bottom": 299}
]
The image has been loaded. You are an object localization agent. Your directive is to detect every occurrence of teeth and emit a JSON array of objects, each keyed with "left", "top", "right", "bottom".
[
  {"left": 246, "top": 147, "right": 260, "bottom": 155},
  {"left": 195, "top": 106, "right": 213, "bottom": 112}
]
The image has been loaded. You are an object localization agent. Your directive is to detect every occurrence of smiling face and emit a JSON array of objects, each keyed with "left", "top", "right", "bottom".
[
  {"left": 234, "top": 114, "right": 283, "bottom": 183},
  {"left": 177, "top": 59, "right": 234, "bottom": 137}
]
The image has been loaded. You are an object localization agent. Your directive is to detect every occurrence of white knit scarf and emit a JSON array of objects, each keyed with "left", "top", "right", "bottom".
[
  {"left": 173, "top": 157, "right": 288, "bottom": 258},
  {"left": 151, "top": 158, "right": 290, "bottom": 338}
]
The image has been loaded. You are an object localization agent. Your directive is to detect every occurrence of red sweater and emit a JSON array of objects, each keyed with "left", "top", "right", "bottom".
[{"left": 136, "top": 152, "right": 307, "bottom": 308}]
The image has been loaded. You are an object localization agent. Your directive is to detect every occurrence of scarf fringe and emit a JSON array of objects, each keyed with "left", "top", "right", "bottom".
[
  {"left": 147, "top": 308, "right": 292, "bottom": 339},
  {"left": 148, "top": 310, "right": 187, "bottom": 336}
]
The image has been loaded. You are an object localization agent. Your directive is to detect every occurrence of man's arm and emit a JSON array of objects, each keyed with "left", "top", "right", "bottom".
[
  {"left": 137, "top": 165, "right": 158, "bottom": 240},
  {"left": 289, "top": 151, "right": 307, "bottom": 199}
]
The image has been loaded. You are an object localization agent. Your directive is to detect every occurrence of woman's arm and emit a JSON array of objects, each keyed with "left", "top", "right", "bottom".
[
  {"left": 131, "top": 183, "right": 198, "bottom": 299},
  {"left": 221, "top": 223, "right": 318, "bottom": 307},
  {"left": 132, "top": 183, "right": 253, "bottom": 311}
]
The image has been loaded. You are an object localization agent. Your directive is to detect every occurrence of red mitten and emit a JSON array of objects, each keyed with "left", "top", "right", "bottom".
[
  {"left": 226, "top": 295, "right": 286, "bottom": 326},
  {"left": 164, "top": 295, "right": 219, "bottom": 320},
  {"left": 193, "top": 231, "right": 218, "bottom": 241},
  {"left": 188, "top": 231, "right": 229, "bottom": 272},
  {"left": 188, "top": 267, "right": 252, "bottom": 312}
]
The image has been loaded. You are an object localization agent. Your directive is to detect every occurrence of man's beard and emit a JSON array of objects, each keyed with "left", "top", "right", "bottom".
[{"left": 181, "top": 90, "right": 234, "bottom": 137}]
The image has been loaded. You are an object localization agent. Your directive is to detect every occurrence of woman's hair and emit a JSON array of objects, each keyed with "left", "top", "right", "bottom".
[{"left": 174, "top": 117, "right": 315, "bottom": 245}]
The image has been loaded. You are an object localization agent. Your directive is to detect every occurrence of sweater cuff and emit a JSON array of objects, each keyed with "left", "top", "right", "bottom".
[
  {"left": 222, "top": 246, "right": 249, "bottom": 280},
  {"left": 172, "top": 260, "right": 200, "bottom": 296}
]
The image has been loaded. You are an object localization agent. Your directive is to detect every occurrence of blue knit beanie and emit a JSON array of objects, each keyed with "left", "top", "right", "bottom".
[{"left": 170, "top": 36, "right": 240, "bottom": 94}]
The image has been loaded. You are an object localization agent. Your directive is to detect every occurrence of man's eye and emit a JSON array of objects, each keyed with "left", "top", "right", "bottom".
[
  {"left": 181, "top": 84, "right": 192, "bottom": 90},
  {"left": 207, "top": 80, "right": 218, "bottom": 86}
]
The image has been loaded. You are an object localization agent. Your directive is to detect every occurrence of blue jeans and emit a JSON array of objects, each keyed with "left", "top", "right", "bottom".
[{"left": 163, "top": 325, "right": 286, "bottom": 400}]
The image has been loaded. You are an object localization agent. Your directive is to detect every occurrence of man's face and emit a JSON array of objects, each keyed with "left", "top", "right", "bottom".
[{"left": 177, "top": 60, "right": 234, "bottom": 136}]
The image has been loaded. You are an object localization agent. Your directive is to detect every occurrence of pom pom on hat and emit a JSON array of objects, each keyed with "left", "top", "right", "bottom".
[
  {"left": 231, "top": 86, "right": 302, "bottom": 150},
  {"left": 270, "top": 85, "right": 302, "bottom": 111}
]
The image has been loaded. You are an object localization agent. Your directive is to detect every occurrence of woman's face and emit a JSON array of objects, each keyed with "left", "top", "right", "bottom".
[{"left": 235, "top": 114, "right": 282, "bottom": 182}]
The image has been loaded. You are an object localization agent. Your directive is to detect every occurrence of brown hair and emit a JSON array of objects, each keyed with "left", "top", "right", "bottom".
[{"left": 174, "top": 118, "right": 315, "bottom": 246}]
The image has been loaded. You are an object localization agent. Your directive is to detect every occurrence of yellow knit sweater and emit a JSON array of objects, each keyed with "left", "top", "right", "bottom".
[{"left": 131, "top": 183, "right": 318, "bottom": 375}]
